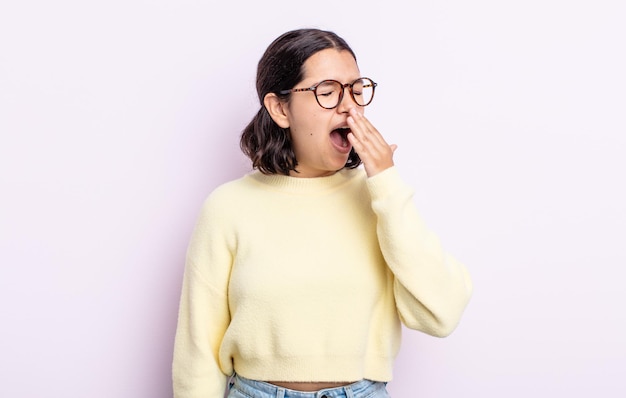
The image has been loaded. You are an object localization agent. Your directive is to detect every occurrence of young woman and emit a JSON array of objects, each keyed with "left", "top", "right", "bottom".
[{"left": 173, "top": 28, "right": 472, "bottom": 398}]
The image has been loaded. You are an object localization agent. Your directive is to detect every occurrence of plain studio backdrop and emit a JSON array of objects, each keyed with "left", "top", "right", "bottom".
[{"left": 1, "top": 1, "right": 624, "bottom": 397}]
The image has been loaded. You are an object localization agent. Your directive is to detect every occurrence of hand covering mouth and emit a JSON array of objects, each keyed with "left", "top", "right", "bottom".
[{"left": 330, "top": 127, "right": 351, "bottom": 148}]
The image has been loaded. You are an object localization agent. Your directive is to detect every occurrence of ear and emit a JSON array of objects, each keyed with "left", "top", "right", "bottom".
[{"left": 263, "top": 93, "right": 290, "bottom": 129}]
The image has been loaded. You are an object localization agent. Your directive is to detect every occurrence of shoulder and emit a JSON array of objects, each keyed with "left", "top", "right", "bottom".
[
  {"left": 195, "top": 173, "right": 259, "bottom": 220},
  {"left": 208, "top": 174, "right": 256, "bottom": 201}
]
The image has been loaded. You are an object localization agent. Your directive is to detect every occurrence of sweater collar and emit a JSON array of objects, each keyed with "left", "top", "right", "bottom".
[{"left": 246, "top": 167, "right": 361, "bottom": 194}]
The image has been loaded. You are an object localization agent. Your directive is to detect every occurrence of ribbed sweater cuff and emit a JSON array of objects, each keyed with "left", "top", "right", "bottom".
[{"left": 365, "top": 166, "right": 411, "bottom": 200}]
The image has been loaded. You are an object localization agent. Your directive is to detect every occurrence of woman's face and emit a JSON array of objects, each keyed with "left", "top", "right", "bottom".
[{"left": 283, "top": 49, "right": 362, "bottom": 178}]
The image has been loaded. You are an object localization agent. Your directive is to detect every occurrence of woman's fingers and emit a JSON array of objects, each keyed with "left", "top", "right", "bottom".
[{"left": 347, "top": 108, "right": 396, "bottom": 177}]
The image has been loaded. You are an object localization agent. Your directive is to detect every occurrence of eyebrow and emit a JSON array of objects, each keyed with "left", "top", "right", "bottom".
[{"left": 299, "top": 76, "right": 363, "bottom": 87}]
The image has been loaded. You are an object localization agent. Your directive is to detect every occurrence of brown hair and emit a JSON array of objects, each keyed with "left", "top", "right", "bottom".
[{"left": 240, "top": 28, "right": 361, "bottom": 175}]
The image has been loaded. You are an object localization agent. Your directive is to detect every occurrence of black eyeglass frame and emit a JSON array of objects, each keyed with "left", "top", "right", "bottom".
[{"left": 279, "top": 77, "right": 378, "bottom": 109}]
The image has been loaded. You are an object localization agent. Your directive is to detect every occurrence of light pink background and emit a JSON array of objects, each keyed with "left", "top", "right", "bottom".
[{"left": 1, "top": 1, "right": 625, "bottom": 397}]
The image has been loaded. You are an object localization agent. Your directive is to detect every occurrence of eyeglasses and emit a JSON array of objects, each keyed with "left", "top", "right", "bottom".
[{"left": 279, "top": 77, "right": 377, "bottom": 109}]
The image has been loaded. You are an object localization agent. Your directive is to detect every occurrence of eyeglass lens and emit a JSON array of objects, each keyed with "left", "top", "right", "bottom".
[{"left": 316, "top": 78, "right": 375, "bottom": 109}]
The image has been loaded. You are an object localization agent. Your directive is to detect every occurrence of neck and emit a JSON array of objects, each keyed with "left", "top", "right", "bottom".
[{"left": 289, "top": 168, "right": 340, "bottom": 178}]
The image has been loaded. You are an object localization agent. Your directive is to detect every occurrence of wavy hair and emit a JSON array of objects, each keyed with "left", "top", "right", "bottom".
[{"left": 240, "top": 28, "right": 362, "bottom": 175}]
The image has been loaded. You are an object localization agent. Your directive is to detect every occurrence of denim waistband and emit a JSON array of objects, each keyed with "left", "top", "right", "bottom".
[{"left": 231, "top": 374, "right": 387, "bottom": 398}]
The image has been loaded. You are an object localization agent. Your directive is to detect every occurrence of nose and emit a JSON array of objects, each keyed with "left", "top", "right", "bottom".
[{"left": 336, "top": 84, "right": 358, "bottom": 113}]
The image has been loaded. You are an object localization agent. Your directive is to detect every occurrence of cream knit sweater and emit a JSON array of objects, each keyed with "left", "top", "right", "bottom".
[{"left": 173, "top": 166, "right": 472, "bottom": 398}]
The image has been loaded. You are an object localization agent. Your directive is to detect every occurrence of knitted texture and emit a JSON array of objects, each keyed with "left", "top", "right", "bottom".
[{"left": 173, "top": 167, "right": 472, "bottom": 398}]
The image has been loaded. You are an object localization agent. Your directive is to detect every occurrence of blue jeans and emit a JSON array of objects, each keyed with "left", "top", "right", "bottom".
[{"left": 227, "top": 374, "right": 390, "bottom": 398}]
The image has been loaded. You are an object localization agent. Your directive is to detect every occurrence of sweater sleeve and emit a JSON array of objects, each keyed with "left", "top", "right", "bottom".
[
  {"left": 366, "top": 167, "right": 473, "bottom": 337},
  {"left": 173, "top": 195, "right": 233, "bottom": 398}
]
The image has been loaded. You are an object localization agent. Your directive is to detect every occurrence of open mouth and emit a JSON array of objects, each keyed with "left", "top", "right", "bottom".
[{"left": 330, "top": 127, "right": 351, "bottom": 149}]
